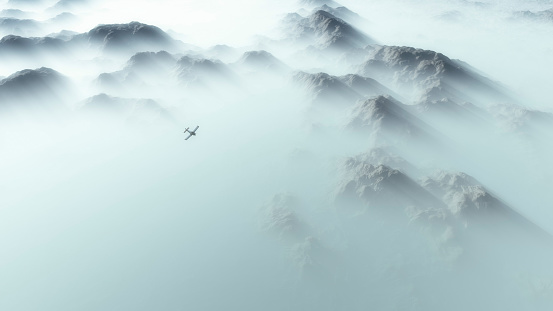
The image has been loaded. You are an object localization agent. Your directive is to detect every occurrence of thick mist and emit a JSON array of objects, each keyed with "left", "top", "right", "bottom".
[{"left": 2, "top": 0, "right": 553, "bottom": 310}]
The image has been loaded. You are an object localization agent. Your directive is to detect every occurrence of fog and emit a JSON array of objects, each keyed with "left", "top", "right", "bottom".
[{"left": 2, "top": 0, "right": 553, "bottom": 310}]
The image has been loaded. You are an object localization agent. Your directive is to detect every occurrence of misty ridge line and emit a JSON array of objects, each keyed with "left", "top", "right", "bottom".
[
  {"left": 2, "top": 0, "right": 553, "bottom": 310},
  {"left": 1, "top": 0, "right": 552, "bottom": 249},
  {"left": 1, "top": 0, "right": 552, "bottom": 238}
]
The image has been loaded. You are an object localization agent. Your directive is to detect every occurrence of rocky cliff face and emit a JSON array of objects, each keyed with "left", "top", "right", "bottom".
[
  {"left": 282, "top": 9, "right": 374, "bottom": 52},
  {"left": 0, "top": 67, "right": 74, "bottom": 109},
  {"left": 358, "top": 45, "right": 514, "bottom": 106}
]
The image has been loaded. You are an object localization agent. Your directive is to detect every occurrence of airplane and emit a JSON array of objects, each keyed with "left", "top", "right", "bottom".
[{"left": 184, "top": 125, "right": 199, "bottom": 140}]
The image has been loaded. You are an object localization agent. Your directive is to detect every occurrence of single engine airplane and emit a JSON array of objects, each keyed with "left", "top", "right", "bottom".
[{"left": 184, "top": 125, "right": 199, "bottom": 140}]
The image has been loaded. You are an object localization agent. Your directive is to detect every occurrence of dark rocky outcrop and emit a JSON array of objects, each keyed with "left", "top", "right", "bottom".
[
  {"left": 0, "top": 67, "right": 72, "bottom": 109},
  {"left": 70, "top": 21, "right": 177, "bottom": 54},
  {"left": 282, "top": 10, "right": 374, "bottom": 52},
  {"left": 358, "top": 45, "right": 514, "bottom": 106},
  {"left": 336, "top": 159, "right": 442, "bottom": 209}
]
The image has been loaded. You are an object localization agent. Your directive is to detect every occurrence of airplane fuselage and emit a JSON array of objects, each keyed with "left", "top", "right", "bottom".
[{"left": 184, "top": 125, "right": 199, "bottom": 140}]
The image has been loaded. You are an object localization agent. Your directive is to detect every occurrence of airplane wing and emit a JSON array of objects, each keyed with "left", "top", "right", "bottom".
[
  {"left": 185, "top": 134, "right": 192, "bottom": 140},
  {"left": 193, "top": 125, "right": 199, "bottom": 132}
]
